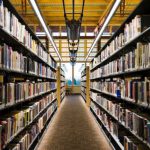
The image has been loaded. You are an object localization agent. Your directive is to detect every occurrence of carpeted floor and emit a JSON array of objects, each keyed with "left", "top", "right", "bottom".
[{"left": 36, "top": 96, "right": 113, "bottom": 150}]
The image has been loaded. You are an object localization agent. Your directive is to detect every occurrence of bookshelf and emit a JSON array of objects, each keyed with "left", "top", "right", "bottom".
[
  {"left": 81, "top": 66, "right": 90, "bottom": 106},
  {"left": 81, "top": 68, "right": 87, "bottom": 102},
  {"left": 57, "top": 66, "right": 66, "bottom": 106},
  {"left": 0, "top": 0, "right": 61, "bottom": 150},
  {"left": 89, "top": 0, "right": 150, "bottom": 149},
  {"left": 60, "top": 68, "right": 66, "bottom": 103}
]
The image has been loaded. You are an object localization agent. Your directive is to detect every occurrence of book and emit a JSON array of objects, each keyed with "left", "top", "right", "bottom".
[
  {"left": 0, "top": 1, "right": 57, "bottom": 69},
  {"left": 6, "top": 83, "right": 15, "bottom": 106},
  {"left": 0, "top": 1, "right": 4, "bottom": 28},
  {"left": 124, "top": 136, "right": 143, "bottom": 150},
  {"left": 0, "top": 82, "right": 5, "bottom": 108},
  {"left": 0, "top": 92, "right": 57, "bottom": 149},
  {"left": 0, "top": 125, "right": 2, "bottom": 150},
  {"left": 92, "top": 77, "right": 150, "bottom": 105},
  {"left": 0, "top": 81, "right": 56, "bottom": 108},
  {"left": 91, "top": 91, "right": 150, "bottom": 145}
]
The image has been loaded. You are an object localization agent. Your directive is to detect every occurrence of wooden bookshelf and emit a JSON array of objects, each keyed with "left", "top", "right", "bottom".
[
  {"left": 3, "top": 98, "right": 57, "bottom": 150},
  {"left": 81, "top": 66, "right": 90, "bottom": 105},
  {"left": 90, "top": 107, "right": 124, "bottom": 150},
  {"left": 57, "top": 66, "right": 66, "bottom": 106},
  {"left": 89, "top": 0, "right": 150, "bottom": 149},
  {"left": 90, "top": 87, "right": 150, "bottom": 113},
  {"left": 91, "top": 0, "right": 150, "bottom": 61},
  {"left": 0, "top": 0, "right": 59, "bottom": 150}
]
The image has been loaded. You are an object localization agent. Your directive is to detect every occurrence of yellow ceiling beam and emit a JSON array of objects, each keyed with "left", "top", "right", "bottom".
[
  {"left": 11, "top": 0, "right": 139, "bottom": 5},
  {"left": 16, "top": 8, "right": 135, "bottom": 13}
]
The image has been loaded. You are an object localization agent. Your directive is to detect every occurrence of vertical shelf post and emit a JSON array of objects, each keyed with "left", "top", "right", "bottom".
[
  {"left": 86, "top": 66, "right": 90, "bottom": 106},
  {"left": 57, "top": 66, "right": 61, "bottom": 107}
]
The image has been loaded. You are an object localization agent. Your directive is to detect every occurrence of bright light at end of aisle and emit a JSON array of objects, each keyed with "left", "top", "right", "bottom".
[
  {"left": 28, "top": 0, "right": 62, "bottom": 61},
  {"left": 63, "top": 63, "right": 83, "bottom": 81},
  {"left": 85, "top": 0, "right": 121, "bottom": 61}
]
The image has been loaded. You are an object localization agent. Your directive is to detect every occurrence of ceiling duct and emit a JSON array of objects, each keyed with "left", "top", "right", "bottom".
[{"left": 62, "top": 0, "right": 85, "bottom": 64}]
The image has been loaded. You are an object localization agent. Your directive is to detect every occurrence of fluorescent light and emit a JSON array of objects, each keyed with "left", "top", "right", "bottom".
[
  {"left": 36, "top": 32, "right": 46, "bottom": 37},
  {"left": 29, "top": 0, "right": 62, "bottom": 61},
  {"left": 85, "top": 0, "right": 121, "bottom": 61}
]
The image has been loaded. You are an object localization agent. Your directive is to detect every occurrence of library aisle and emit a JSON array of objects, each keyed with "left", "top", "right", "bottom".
[{"left": 36, "top": 96, "right": 113, "bottom": 150}]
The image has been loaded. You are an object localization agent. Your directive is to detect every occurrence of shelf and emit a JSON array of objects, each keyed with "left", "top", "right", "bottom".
[
  {"left": 0, "top": 27, "right": 56, "bottom": 72},
  {"left": 91, "top": 26, "right": 150, "bottom": 72},
  {"left": 81, "top": 80, "right": 86, "bottom": 82},
  {"left": 0, "top": 88, "right": 56, "bottom": 114},
  {"left": 90, "top": 88, "right": 101, "bottom": 93},
  {"left": 60, "top": 68, "right": 65, "bottom": 72},
  {"left": 4, "top": 0, "right": 47, "bottom": 52},
  {"left": 90, "top": 68, "right": 150, "bottom": 81},
  {"left": 90, "top": 88, "right": 150, "bottom": 113},
  {"left": 60, "top": 74, "right": 65, "bottom": 77},
  {"left": 81, "top": 90, "right": 86, "bottom": 95},
  {"left": 61, "top": 91, "right": 64, "bottom": 96},
  {"left": 0, "top": 68, "right": 57, "bottom": 81},
  {"left": 50, "top": 66, "right": 57, "bottom": 72},
  {"left": 61, "top": 95, "right": 65, "bottom": 103},
  {"left": 3, "top": 98, "right": 57, "bottom": 150},
  {"left": 91, "top": 0, "right": 150, "bottom": 62},
  {"left": 28, "top": 107, "right": 57, "bottom": 150},
  {"left": 3, "top": 1, "right": 57, "bottom": 70},
  {"left": 81, "top": 85, "right": 86, "bottom": 88},
  {"left": 81, "top": 93, "right": 86, "bottom": 103},
  {"left": 90, "top": 107, "right": 124, "bottom": 150},
  {"left": 61, "top": 85, "right": 65, "bottom": 88},
  {"left": 91, "top": 99, "right": 150, "bottom": 150},
  {"left": 81, "top": 73, "right": 86, "bottom": 78}
]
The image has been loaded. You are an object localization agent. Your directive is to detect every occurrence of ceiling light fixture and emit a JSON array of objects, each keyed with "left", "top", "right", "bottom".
[
  {"left": 29, "top": 0, "right": 62, "bottom": 61},
  {"left": 85, "top": 0, "right": 121, "bottom": 61}
]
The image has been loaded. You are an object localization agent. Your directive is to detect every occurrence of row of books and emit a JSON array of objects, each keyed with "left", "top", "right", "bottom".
[
  {"left": 81, "top": 68, "right": 86, "bottom": 77},
  {"left": 105, "top": 15, "right": 144, "bottom": 57},
  {"left": 0, "top": 1, "right": 57, "bottom": 68},
  {"left": 91, "top": 77, "right": 150, "bottom": 105},
  {"left": 0, "top": 44, "right": 56, "bottom": 78},
  {"left": 0, "top": 81, "right": 56, "bottom": 107},
  {"left": 61, "top": 82, "right": 65, "bottom": 88},
  {"left": 91, "top": 102, "right": 145, "bottom": 150},
  {"left": 81, "top": 76, "right": 86, "bottom": 81},
  {"left": 61, "top": 86, "right": 65, "bottom": 93},
  {"left": 81, "top": 92, "right": 86, "bottom": 100},
  {"left": 92, "top": 93, "right": 150, "bottom": 145},
  {"left": 0, "top": 94, "right": 56, "bottom": 150},
  {"left": 81, "top": 87, "right": 86, "bottom": 97},
  {"left": 10, "top": 101, "right": 57, "bottom": 150},
  {"left": 91, "top": 102, "right": 119, "bottom": 141},
  {"left": 124, "top": 136, "right": 143, "bottom": 150},
  {"left": 92, "top": 15, "right": 150, "bottom": 69},
  {"left": 90, "top": 81, "right": 99, "bottom": 90},
  {"left": 61, "top": 91, "right": 65, "bottom": 100},
  {"left": 81, "top": 82, "right": 86, "bottom": 87},
  {"left": 91, "top": 42, "right": 150, "bottom": 77},
  {"left": 81, "top": 86, "right": 86, "bottom": 93},
  {"left": 28, "top": 58, "right": 56, "bottom": 78},
  {"left": 91, "top": 55, "right": 101, "bottom": 69},
  {"left": 61, "top": 75, "right": 65, "bottom": 82},
  {"left": 90, "top": 67, "right": 101, "bottom": 79},
  {"left": 60, "top": 69, "right": 65, "bottom": 77}
]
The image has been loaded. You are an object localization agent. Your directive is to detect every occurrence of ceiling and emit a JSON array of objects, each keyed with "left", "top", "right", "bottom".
[{"left": 11, "top": 0, "right": 141, "bottom": 62}]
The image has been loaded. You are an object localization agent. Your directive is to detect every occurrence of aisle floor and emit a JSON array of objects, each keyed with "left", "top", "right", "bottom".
[{"left": 37, "top": 96, "right": 113, "bottom": 150}]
